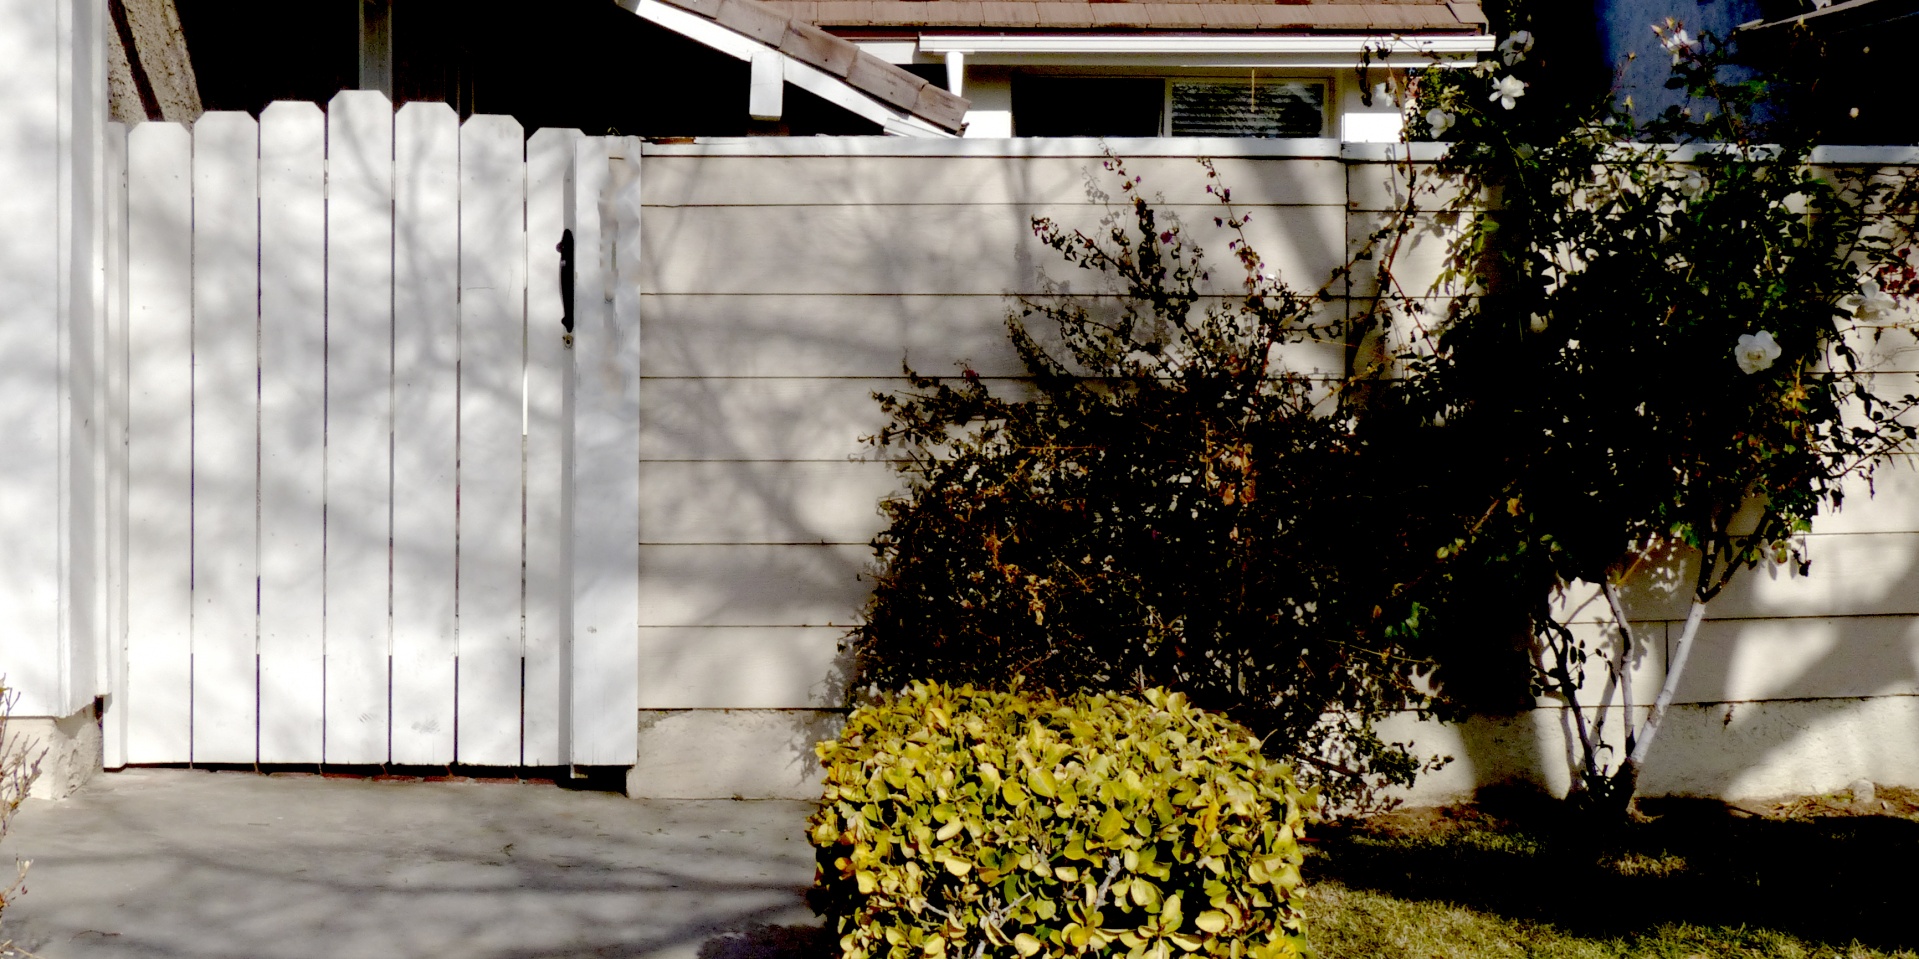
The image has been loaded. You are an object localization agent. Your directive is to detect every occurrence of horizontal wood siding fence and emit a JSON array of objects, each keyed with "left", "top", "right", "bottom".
[
  {"left": 119, "top": 92, "right": 636, "bottom": 767},
  {"left": 622, "top": 139, "right": 1919, "bottom": 801}
]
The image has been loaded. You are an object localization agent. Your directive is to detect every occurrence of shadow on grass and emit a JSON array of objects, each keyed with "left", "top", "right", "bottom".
[{"left": 1307, "top": 789, "right": 1919, "bottom": 954}]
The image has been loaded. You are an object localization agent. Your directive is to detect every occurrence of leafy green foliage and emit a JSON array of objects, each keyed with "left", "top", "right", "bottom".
[
  {"left": 852, "top": 157, "right": 1468, "bottom": 807},
  {"left": 808, "top": 682, "right": 1313, "bottom": 959},
  {"left": 1391, "top": 20, "right": 1919, "bottom": 809}
]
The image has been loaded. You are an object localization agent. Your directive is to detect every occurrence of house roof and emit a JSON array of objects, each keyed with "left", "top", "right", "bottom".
[
  {"left": 752, "top": 0, "right": 1489, "bottom": 33},
  {"left": 1736, "top": 0, "right": 1919, "bottom": 38},
  {"left": 634, "top": 0, "right": 971, "bottom": 132}
]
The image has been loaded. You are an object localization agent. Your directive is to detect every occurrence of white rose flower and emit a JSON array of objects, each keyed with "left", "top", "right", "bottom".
[
  {"left": 1489, "top": 75, "right": 1527, "bottom": 110},
  {"left": 1846, "top": 276, "right": 1898, "bottom": 321},
  {"left": 1498, "top": 30, "right": 1534, "bottom": 65},
  {"left": 1425, "top": 108, "right": 1456, "bottom": 136},
  {"left": 1659, "top": 27, "right": 1694, "bottom": 64},
  {"left": 1735, "top": 330, "right": 1783, "bottom": 375}
]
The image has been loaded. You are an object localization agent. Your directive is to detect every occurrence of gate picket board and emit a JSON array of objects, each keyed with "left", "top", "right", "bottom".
[
  {"left": 257, "top": 101, "right": 328, "bottom": 764},
  {"left": 391, "top": 101, "right": 462, "bottom": 766},
  {"left": 190, "top": 111, "right": 262, "bottom": 764},
  {"left": 456, "top": 114, "right": 529, "bottom": 766},
  {"left": 523, "top": 127, "right": 579, "bottom": 766},
  {"left": 324, "top": 90, "right": 397, "bottom": 764},
  {"left": 123, "top": 122, "right": 194, "bottom": 764},
  {"left": 115, "top": 95, "right": 621, "bottom": 769}
]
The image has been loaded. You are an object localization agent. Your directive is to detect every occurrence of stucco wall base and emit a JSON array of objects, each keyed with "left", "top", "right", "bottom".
[
  {"left": 3, "top": 704, "right": 102, "bottom": 802},
  {"left": 1381, "top": 696, "right": 1919, "bottom": 806},
  {"left": 628, "top": 698, "right": 1919, "bottom": 805},
  {"left": 628, "top": 709, "right": 843, "bottom": 799}
]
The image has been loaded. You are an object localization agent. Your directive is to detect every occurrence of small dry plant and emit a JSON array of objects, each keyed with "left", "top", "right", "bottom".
[{"left": 0, "top": 678, "right": 42, "bottom": 958}]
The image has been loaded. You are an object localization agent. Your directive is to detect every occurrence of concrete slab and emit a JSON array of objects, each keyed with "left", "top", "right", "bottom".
[{"left": 0, "top": 769, "right": 824, "bottom": 959}]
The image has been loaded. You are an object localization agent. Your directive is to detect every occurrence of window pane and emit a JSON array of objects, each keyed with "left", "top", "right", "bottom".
[
  {"left": 1170, "top": 80, "right": 1323, "bottom": 137},
  {"left": 1012, "top": 76, "right": 1164, "bottom": 136}
]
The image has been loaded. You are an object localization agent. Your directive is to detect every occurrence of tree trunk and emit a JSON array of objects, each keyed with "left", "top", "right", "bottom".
[{"left": 1599, "top": 596, "right": 1707, "bottom": 812}]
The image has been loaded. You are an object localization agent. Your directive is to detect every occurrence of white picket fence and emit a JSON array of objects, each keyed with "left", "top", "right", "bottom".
[{"left": 117, "top": 91, "right": 637, "bottom": 768}]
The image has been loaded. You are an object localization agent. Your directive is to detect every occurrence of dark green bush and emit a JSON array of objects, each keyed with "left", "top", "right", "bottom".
[
  {"left": 853, "top": 157, "right": 1474, "bottom": 806},
  {"left": 808, "top": 681, "right": 1312, "bottom": 959}
]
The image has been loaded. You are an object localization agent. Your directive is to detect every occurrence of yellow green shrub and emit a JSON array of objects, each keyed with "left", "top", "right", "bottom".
[{"left": 808, "top": 682, "right": 1314, "bottom": 959}]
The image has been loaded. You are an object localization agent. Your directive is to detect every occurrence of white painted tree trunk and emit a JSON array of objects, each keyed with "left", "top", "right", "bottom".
[{"left": 1627, "top": 596, "right": 1708, "bottom": 772}]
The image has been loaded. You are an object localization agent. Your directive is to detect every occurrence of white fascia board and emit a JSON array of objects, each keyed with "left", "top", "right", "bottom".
[
  {"left": 631, "top": 0, "right": 956, "bottom": 137},
  {"left": 640, "top": 136, "right": 1346, "bottom": 157},
  {"left": 916, "top": 33, "right": 1493, "bottom": 64},
  {"left": 638, "top": 0, "right": 763, "bottom": 58},
  {"left": 630, "top": 136, "right": 1919, "bottom": 163}
]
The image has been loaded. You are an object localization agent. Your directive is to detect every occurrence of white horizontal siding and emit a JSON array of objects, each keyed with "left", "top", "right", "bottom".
[
  {"left": 640, "top": 292, "right": 1352, "bottom": 379},
  {"left": 642, "top": 155, "right": 1347, "bottom": 207},
  {"left": 637, "top": 626, "right": 846, "bottom": 708},
  {"left": 640, "top": 460, "right": 897, "bottom": 545},
  {"left": 638, "top": 543, "right": 869, "bottom": 628},
  {"left": 630, "top": 149, "right": 1919, "bottom": 805},
  {"left": 640, "top": 204, "right": 1352, "bottom": 297}
]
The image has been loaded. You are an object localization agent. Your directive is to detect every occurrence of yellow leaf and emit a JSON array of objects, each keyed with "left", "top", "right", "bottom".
[
  {"left": 1194, "top": 910, "right": 1228, "bottom": 934},
  {"left": 1013, "top": 934, "right": 1043, "bottom": 957},
  {"left": 936, "top": 818, "right": 964, "bottom": 842},
  {"left": 940, "top": 855, "right": 972, "bottom": 877},
  {"left": 1160, "top": 892, "right": 1183, "bottom": 930}
]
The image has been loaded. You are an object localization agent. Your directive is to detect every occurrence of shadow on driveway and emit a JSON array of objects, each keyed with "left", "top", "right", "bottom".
[{"left": 0, "top": 768, "right": 826, "bottom": 959}]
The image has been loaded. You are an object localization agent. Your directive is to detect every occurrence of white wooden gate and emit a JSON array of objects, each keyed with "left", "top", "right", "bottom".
[{"left": 115, "top": 92, "right": 639, "bottom": 767}]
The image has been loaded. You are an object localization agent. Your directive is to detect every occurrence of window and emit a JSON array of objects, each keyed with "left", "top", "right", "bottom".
[
  {"left": 1169, "top": 79, "right": 1323, "bottom": 137},
  {"left": 1012, "top": 76, "right": 1165, "bottom": 136},
  {"left": 1012, "top": 74, "right": 1326, "bottom": 137}
]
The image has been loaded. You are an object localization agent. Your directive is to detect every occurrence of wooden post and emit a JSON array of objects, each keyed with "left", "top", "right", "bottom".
[{"left": 563, "top": 135, "right": 640, "bottom": 767}]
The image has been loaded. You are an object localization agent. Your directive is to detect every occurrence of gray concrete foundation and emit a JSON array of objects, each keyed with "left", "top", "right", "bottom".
[
  {"left": 0, "top": 768, "right": 821, "bottom": 959},
  {"left": 2, "top": 703, "right": 102, "bottom": 802}
]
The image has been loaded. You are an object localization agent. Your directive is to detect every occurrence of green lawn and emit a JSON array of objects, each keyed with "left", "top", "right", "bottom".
[{"left": 1300, "top": 789, "right": 1919, "bottom": 959}]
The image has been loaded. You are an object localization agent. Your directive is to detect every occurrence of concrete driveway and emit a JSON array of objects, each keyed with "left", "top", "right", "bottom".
[{"left": 0, "top": 769, "right": 823, "bottom": 959}]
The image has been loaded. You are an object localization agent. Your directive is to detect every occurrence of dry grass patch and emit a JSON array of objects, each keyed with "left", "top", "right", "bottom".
[{"left": 1301, "top": 789, "right": 1919, "bottom": 959}]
